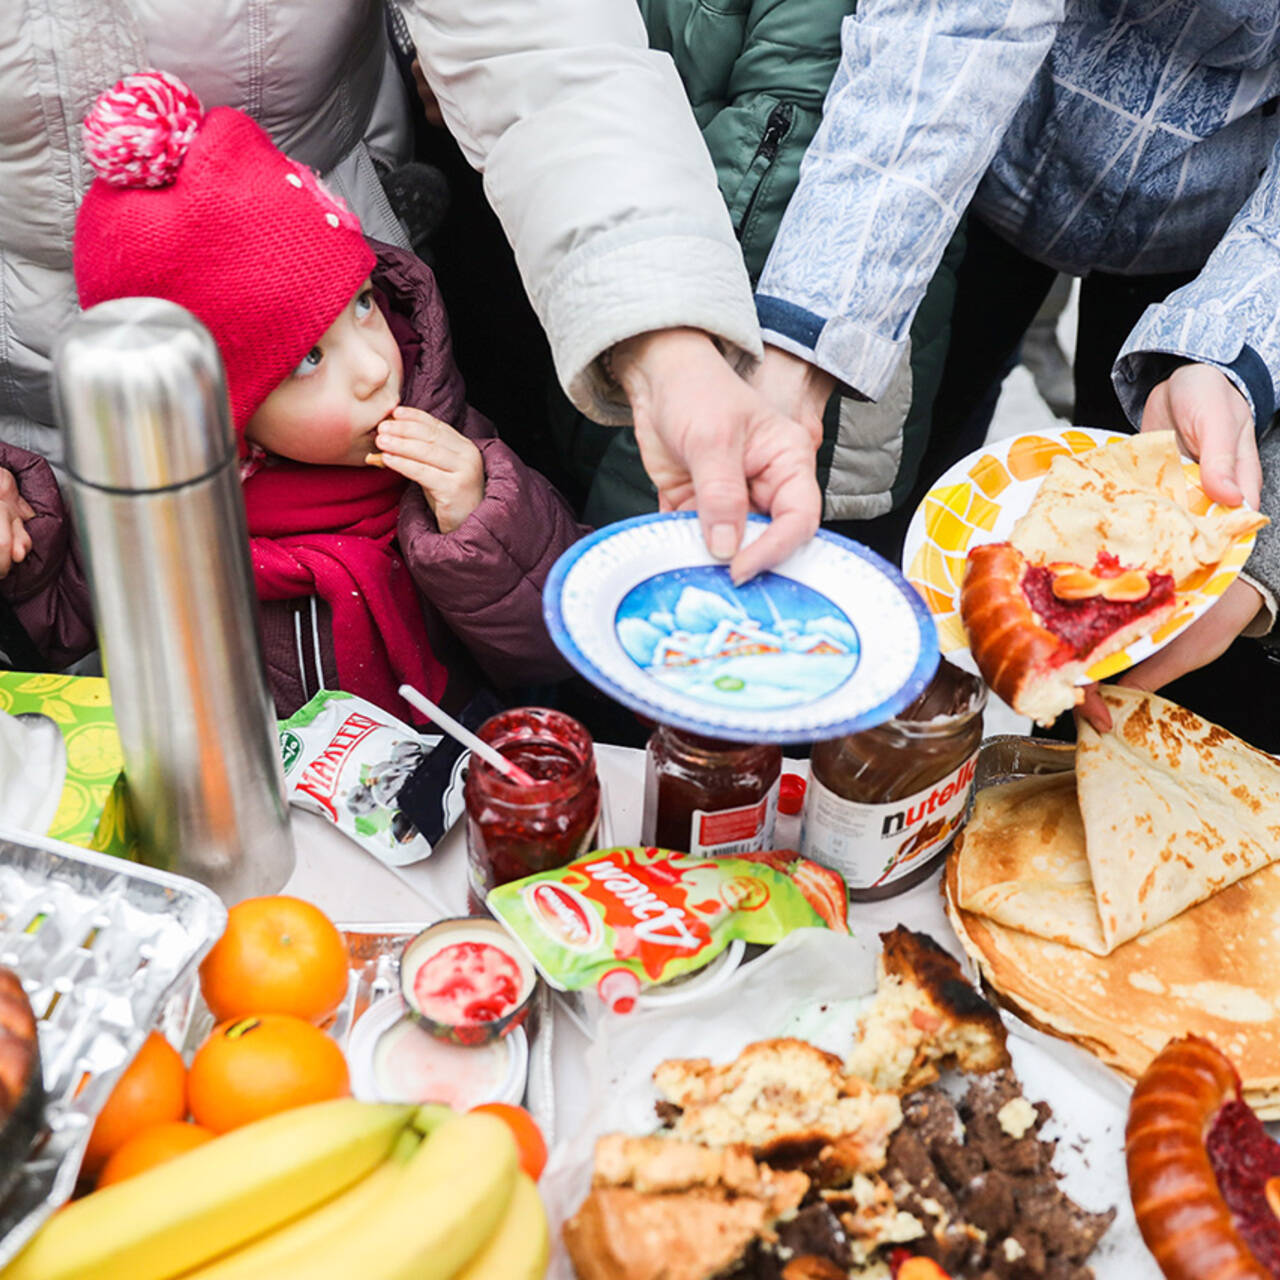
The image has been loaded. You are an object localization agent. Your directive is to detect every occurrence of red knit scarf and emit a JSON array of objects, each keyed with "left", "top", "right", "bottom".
[{"left": 242, "top": 460, "right": 447, "bottom": 723}]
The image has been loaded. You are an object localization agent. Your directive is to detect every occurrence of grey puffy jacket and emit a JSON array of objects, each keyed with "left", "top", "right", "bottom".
[
  {"left": 1, "top": 0, "right": 412, "bottom": 461},
  {"left": 2, "top": 0, "right": 763, "bottom": 461}
]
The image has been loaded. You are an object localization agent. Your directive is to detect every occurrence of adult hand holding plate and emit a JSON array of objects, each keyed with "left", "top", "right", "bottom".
[
  {"left": 610, "top": 330, "right": 823, "bottom": 584},
  {"left": 1140, "top": 361, "right": 1262, "bottom": 508},
  {"left": 903, "top": 428, "right": 1267, "bottom": 725}
]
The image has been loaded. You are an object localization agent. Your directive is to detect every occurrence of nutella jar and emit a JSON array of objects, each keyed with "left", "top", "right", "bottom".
[
  {"left": 642, "top": 726, "right": 782, "bottom": 856},
  {"left": 801, "top": 659, "right": 985, "bottom": 899}
]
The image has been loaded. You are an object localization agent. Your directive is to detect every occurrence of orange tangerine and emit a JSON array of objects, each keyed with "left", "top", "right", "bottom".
[
  {"left": 188, "top": 1014, "right": 349, "bottom": 1134},
  {"left": 97, "top": 1121, "right": 215, "bottom": 1187},
  {"left": 82, "top": 1032, "right": 186, "bottom": 1177}
]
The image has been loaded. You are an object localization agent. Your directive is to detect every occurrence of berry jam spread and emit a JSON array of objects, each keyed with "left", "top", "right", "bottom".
[
  {"left": 488, "top": 740, "right": 579, "bottom": 783},
  {"left": 464, "top": 708, "right": 601, "bottom": 910},
  {"left": 1021, "top": 565, "right": 1174, "bottom": 657},
  {"left": 1207, "top": 1098, "right": 1280, "bottom": 1276},
  {"left": 412, "top": 940, "right": 525, "bottom": 1027}
]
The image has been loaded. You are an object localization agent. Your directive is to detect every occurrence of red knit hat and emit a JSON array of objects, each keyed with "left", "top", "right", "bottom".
[{"left": 74, "top": 70, "right": 376, "bottom": 449}]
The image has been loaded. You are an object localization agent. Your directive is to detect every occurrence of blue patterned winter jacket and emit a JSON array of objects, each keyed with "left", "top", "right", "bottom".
[{"left": 756, "top": 0, "right": 1280, "bottom": 433}]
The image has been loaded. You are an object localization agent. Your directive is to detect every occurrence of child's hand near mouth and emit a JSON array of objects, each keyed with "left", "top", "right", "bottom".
[{"left": 371, "top": 405, "right": 485, "bottom": 534}]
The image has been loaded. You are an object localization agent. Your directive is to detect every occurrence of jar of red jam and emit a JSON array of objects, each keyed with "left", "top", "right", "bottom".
[
  {"left": 465, "top": 708, "right": 601, "bottom": 912},
  {"left": 641, "top": 725, "right": 782, "bottom": 856},
  {"left": 801, "top": 659, "right": 985, "bottom": 900}
]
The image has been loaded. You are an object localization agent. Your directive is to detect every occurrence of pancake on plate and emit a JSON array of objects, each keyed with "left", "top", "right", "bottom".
[{"left": 946, "top": 687, "right": 1280, "bottom": 1114}]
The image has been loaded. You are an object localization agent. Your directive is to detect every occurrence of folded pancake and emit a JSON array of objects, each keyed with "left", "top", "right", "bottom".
[
  {"left": 1077, "top": 687, "right": 1280, "bottom": 952},
  {"left": 945, "top": 838, "right": 1280, "bottom": 1118},
  {"left": 953, "top": 770, "right": 1108, "bottom": 955},
  {"left": 1009, "top": 431, "right": 1267, "bottom": 583}
]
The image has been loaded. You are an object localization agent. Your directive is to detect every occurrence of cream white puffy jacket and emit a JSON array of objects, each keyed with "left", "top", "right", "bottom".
[{"left": 1, "top": 0, "right": 760, "bottom": 458}]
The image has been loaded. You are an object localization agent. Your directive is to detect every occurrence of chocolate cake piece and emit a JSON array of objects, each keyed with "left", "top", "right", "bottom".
[{"left": 882, "top": 1074, "right": 1114, "bottom": 1279}]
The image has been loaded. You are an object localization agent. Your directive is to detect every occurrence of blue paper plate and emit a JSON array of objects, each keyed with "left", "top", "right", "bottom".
[{"left": 543, "top": 514, "right": 938, "bottom": 743}]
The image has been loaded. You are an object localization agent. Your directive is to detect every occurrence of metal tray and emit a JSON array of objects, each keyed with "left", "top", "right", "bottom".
[
  {"left": 0, "top": 828, "right": 226, "bottom": 1264},
  {"left": 974, "top": 733, "right": 1076, "bottom": 789},
  {"left": 179, "top": 921, "right": 420, "bottom": 1058}
]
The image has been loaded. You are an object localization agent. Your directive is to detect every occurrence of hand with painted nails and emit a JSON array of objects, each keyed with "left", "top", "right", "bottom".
[
  {"left": 0, "top": 467, "right": 34, "bottom": 578},
  {"left": 1140, "top": 362, "right": 1262, "bottom": 509},
  {"left": 372, "top": 405, "right": 484, "bottom": 534},
  {"left": 609, "top": 328, "right": 822, "bottom": 584}
]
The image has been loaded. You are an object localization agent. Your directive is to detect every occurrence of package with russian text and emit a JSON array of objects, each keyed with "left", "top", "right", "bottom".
[
  {"left": 487, "top": 846, "right": 849, "bottom": 1001},
  {"left": 279, "top": 690, "right": 442, "bottom": 866}
]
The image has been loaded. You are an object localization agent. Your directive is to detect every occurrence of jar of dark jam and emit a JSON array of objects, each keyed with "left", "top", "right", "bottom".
[
  {"left": 465, "top": 708, "right": 601, "bottom": 913},
  {"left": 801, "top": 659, "right": 985, "bottom": 900},
  {"left": 641, "top": 725, "right": 782, "bottom": 855}
]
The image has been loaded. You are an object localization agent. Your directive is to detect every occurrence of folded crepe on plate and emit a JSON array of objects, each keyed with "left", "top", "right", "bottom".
[
  {"left": 952, "top": 770, "right": 1109, "bottom": 955},
  {"left": 945, "top": 852, "right": 1280, "bottom": 1118},
  {"left": 1008, "top": 431, "right": 1267, "bottom": 582},
  {"left": 1077, "top": 685, "right": 1280, "bottom": 951},
  {"left": 947, "top": 687, "right": 1280, "bottom": 1113},
  {"left": 957, "top": 686, "right": 1280, "bottom": 955}
]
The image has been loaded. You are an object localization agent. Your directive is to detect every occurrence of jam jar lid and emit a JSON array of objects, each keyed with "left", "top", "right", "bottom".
[{"left": 347, "top": 994, "right": 528, "bottom": 1109}]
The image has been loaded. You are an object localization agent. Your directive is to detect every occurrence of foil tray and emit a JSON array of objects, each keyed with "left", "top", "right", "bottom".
[
  {"left": 974, "top": 733, "right": 1075, "bottom": 788},
  {"left": 0, "top": 828, "right": 226, "bottom": 1264}
]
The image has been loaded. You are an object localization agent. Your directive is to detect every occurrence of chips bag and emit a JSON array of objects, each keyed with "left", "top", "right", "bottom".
[{"left": 487, "top": 846, "right": 849, "bottom": 1003}]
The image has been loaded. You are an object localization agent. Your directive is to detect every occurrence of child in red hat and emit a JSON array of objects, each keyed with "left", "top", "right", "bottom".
[{"left": 0, "top": 70, "right": 588, "bottom": 726}]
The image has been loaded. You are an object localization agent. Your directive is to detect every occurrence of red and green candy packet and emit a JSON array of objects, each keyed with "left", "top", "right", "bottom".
[{"left": 487, "top": 846, "right": 849, "bottom": 1010}]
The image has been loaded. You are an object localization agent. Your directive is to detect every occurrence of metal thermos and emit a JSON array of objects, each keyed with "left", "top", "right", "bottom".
[{"left": 52, "top": 297, "right": 294, "bottom": 903}]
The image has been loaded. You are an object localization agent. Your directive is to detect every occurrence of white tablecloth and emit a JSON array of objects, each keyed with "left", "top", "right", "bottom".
[
  {"left": 284, "top": 744, "right": 971, "bottom": 1146},
  {"left": 283, "top": 741, "right": 1152, "bottom": 1279}
]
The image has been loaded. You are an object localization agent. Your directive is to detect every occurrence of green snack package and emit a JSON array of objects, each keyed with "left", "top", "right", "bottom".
[
  {"left": 0, "top": 671, "right": 139, "bottom": 859},
  {"left": 487, "top": 846, "right": 849, "bottom": 1009},
  {"left": 279, "top": 690, "right": 440, "bottom": 866}
]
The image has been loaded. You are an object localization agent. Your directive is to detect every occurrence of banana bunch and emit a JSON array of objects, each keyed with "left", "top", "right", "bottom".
[{"left": 3, "top": 1100, "right": 549, "bottom": 1280}]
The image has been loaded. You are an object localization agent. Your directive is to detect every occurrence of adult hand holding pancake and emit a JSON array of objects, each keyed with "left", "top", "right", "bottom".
[
  {"left": 946, "top": 686, "right": 1280, "bottom": 1113},
  {"left": 957, "top": 431, "right": 1267, "bottom": 725}
]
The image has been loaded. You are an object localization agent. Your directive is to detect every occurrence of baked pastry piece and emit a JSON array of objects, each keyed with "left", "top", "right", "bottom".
[
  {"left": 653, "top": 1038, "right": 903, "bottom": 1185},
  {"left": 564, "top": 1134, "right": 809, "bottom": 1280},
  {"left": 1127, "top": 1035, "right": 1280, "bottom": 1280},
  {"left": 0, "top": 968, "right": 43, "bottom": 1204},
  {"left": 960, "top": 543, "right": 1175, "bottom": 724},
  {"left": 846, "top": 926, "right": 1010, "bottom": 1093}
]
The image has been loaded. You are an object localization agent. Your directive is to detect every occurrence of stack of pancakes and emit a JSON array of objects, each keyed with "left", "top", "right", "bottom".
[{"left": 946, "top": 685, "right": 1280, "bottom": 1116}]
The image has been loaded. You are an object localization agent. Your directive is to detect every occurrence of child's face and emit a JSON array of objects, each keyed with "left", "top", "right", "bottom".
[{"left": 244, "top": 280, "right": 403, "bottom": 467}]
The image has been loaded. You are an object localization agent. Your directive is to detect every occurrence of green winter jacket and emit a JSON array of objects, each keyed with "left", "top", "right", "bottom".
[{"left": 548, "top": 0, "right": 962, "bottom": 528}]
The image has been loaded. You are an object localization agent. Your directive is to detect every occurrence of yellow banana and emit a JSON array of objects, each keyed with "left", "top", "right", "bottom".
[
  {"left": 183, "top": 1127, "right": 422, "bottom": 1279},
  {"left": 411, "top": 1103, "right": 453, "bottom": 1137},
  {"left": 452, "top": 1172, "right": 549, "bottom": 1280},
  {"left": 190, "top": 1110, "right": 519, "bottom": 1280},
  {"left": 3, "top": 1100, "right": 415, "bottom": 1280}
]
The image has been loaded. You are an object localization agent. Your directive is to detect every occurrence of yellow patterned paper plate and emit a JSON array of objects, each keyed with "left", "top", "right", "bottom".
[{"left": 902, "top": 428, "right": 1261, "bottom": 684}]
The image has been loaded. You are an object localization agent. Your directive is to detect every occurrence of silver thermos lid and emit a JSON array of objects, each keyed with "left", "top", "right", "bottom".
[{"left": 54, "top": 297, "right": 235, "bottom": 491}]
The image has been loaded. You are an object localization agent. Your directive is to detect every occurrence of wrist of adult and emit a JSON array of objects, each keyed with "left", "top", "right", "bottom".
[{"left": 607, "top": 328, "right": 721, "bottom": 401}]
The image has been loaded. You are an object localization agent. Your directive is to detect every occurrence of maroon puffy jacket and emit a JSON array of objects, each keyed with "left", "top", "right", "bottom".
[{"left": 0, "top": 242, "right": 589, "bottom": 718}]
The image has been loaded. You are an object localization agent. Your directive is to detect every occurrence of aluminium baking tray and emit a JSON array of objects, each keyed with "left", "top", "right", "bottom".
[{"left": 0, "top": 827, "right": 226, "bottom": 1264}]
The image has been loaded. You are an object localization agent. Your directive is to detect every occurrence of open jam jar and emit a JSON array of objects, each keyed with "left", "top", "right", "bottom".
[
  {"left": 641, "top": 725, "right": 781, "bottom": 856},
  {"left": 465, "top": 708, "right": 600, "bottom": 912},
  {"left": 801, "top": 659, "right": 985, "bottom": 900}
]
